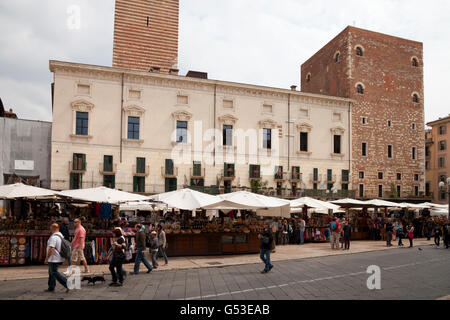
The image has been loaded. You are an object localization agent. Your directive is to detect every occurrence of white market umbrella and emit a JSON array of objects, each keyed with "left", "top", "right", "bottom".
[
  {"left": 0, "top": 183, "right": 60, "bottom": 200},
  {"left": 211, "top": 191, "right": 291, "bottom": 210},
  {"left": 119, "top": 201, "right": 166, "bottom": 211},
  {"left": 147, "top": 188, "right": 224, "bottom": 211},
  {"left": 363, "top": 199, "right": 401, "bottom": 208},
  {"left": 290, "top": 197, "right": 340, "bottom": 211},
  {"left": 419, "top": 202, "right": 448, "bottom": 209},
  {"left": 398, "top": 202, "right": 431, "bottom": 209},
  {"left": 330, "top": 198, "right": 367, "bottom": 207},
  {"left": 430, "top": 208, "right": 449, "bottom": 217},
  {"left": 60, "top": 186, "right": 148, "bottom": 204}
]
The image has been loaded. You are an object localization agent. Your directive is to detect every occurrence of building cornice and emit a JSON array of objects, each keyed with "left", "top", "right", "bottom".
[{"left": 49, "top": 60, "right": 354, "bottom": 108}]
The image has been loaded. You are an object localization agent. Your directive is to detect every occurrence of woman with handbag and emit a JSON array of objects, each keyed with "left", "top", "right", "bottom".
[{"left": 108, "top": 228, "right": 126, "bottom": 287}]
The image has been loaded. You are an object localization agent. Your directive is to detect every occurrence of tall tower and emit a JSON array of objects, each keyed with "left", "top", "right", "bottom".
[
  {"left": 301, "top": 26, "right": 425, "bottom": 199},
  {"left": 113, "top": 0, "right": 179, "bottom": 73}
]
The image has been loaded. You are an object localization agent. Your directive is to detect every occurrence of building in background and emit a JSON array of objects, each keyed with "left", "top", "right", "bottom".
[
  {"left": 0, "top": 117, "right": 52, "bottom": 215},
  {"left": 426, "top": 114, "right": 450, "bottom": 204},
  {"left": 301, "top": 26, "right": 425, "bottom": 200},
  {"left": 113, "top": 0, "right": 179, "bottom": 74},
  {"left": 49, "top": 60, "right": 353, "bottom": 197}
]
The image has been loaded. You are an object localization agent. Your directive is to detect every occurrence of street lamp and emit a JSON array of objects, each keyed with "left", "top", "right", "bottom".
[{"left": 438, "top": 177, "right": 450, "bottom": 220}]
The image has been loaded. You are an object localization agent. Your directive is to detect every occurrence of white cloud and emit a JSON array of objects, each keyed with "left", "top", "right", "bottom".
[{"left": 0, "top": 0, "right": 448, "bottom": 123}]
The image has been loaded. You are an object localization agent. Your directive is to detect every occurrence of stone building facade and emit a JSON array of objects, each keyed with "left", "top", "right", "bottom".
[
  {"left": 113, "top": 0, "right": 179, "bottom": 74},
  {"left": 49, "top": 60, "right": 353, "bottom": 196},
  {"left": 301, "top": 26, "right": 425, "bottom": 199},
  {"left": 426, "top": 115, "right": 450, "bottom": 204}
]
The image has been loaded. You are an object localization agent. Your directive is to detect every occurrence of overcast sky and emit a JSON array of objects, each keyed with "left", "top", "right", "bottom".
[{"left": 0, "top": 0, "right": 448, "bottom": 124}]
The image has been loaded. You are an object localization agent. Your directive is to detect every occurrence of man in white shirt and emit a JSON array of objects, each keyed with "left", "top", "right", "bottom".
[
  {"left": 45, "top": 223, "right": 68, "bottom": 292},
  {"left": 299, "top": 218, "right": 306, "bottom": 244}
]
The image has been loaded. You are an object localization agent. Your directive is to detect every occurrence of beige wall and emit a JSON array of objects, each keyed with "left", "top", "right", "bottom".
[{"left": 50, "top": 61, "right": 353, "bottom": 194}]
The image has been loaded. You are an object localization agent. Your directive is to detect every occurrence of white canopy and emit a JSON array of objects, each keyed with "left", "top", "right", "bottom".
[
  {"left": 419, "top": 202, "right": 448, "bottom": 209},
  {"left": 398, "top": 202, "right": 431, "bottom": 209},
  {"left": 60, "top": 187, "right": 149, "bottom": 204},
  {"left": 290, "top": 197, "right": 340, "bottom": 211},
  {"left": 363, "top": 199, "right": 401, "bottom": 208},
  {"left": 330, "top": 198, "right": 367, "bottom": 207},
  {"left": 430, "top": 208, "right": 449, "bottom": 217},
  {"left": 0, "top": 183, "right": 60, "bottom": 200},
  {"left": 119, "top": 201, "right": 166, "bottom": 211},
  {"left": 147, "top": 188, "right": 224, "bottom": 210},
  {"left": 211, "top": 191, "right": 291, "bottom": 210}
]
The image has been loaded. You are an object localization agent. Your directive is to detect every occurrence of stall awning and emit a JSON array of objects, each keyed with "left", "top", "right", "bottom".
[
  {"left": 60, "top": 186, "right": 149, "bottom": 205},
  {"left": 0, "top": 183, "right": 60, "bottom": 200},
  {"left": 147, "top": 188, "right": 225, "bottom": 211},
  {"left": 209, "top": 191, "right": 291, "bottom": 210}
]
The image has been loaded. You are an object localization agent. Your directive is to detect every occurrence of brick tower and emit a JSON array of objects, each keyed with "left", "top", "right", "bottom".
[
  {"left": 301, "top": 26, "right": 425, "bottom": 199},
  {"left": 113, "top": 0, "right": 179, "bottom": 73}
]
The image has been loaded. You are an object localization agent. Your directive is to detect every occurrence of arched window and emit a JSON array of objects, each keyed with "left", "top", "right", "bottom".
[
  {"left": 356, "top": 84, "right": 364, "bottom": 95},
  {"left": 412, "top": 93, "right": 419, "bottom": 103},
  {"left": 412, "top": 58, "right": 419, "bottom": 67},
  {"left": 335, "top": 52, "right": 340, "bottom": 63},
  {"left": 356, "top": 46, "right": 363, "bottom": 56},
  {"left": 306, "top": 73, "right": 311, "bottom": 83}
]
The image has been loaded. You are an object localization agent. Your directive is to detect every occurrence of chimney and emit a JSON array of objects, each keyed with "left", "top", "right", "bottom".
[
  {"left": 290, "top": 85, "right": 297, "bottom": 91},
  {"left": 169, "top": 68, "right": 179, "bottom": 75},
  {"left": 149, "top": 66, "right": 161, "bottom": 73}
]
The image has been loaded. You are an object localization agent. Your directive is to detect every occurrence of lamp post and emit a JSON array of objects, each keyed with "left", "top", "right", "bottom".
[{"left": 438, "top": 177, "right": 450, "bottom": 220}]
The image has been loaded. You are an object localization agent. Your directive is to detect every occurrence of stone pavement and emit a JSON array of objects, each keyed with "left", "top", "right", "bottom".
[
  {"left": 0, "top": 238, "right": 434, "bottom": 281},
  {"left": 0, "top": 244, "right": 449, "bottom": 300}
]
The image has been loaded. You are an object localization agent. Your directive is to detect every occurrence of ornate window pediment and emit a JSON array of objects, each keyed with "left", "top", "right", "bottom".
[
  {"left": 218, "top": 114, "right": 238, "bottom": 125},
  {"left": 172, "top": 110, "right": 193, "bottom": 121},
  {"left": 297, "top": 122, "right": 312, "bottom": 132},
  {"left": 331, "top": 126, "right": 345, "bottom": 135},
  {"left": 71, "top": 99, "right": 94, "bottom": 112},
  {"left": 123, "top": 105, "right": 145, "bottom": 117},
  {"left": 258, "top": 118, "right": 278, "bottom": 129}
]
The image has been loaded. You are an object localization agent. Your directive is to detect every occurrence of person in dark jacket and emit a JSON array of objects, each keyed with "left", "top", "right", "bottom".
[
  {"left": 59, "top": 218, "right": 71, "bottom": 265},
  {"left": 342, "top": 221, "right": 352, "bottom": 250},
  {"left": 443, "top": 223, "right": 450, "bottom": 249},
  {"left": 133, "top": 224, "right": 152, "bottom": 275},
  {"left": 258, "top": 222, "right": 274, "bottom": 274},
  {"left": 149, "top": 231, "right": 159, "bottom": 269}
]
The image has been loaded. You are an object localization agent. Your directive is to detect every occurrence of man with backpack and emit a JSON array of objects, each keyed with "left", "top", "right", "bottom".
[
  {"left": 258, "top": 221, "right": 274, "bottom": 274},
  {"left": 330, "top": 218, "right": 341, "bottom": 250},
  {"left": 45, "top": 223, "right": 69, "bottom": 292}
]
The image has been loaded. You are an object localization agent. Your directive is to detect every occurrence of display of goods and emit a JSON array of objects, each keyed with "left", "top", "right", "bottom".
[
  {"left": 173, "top": 229, "right": 180, "bottom": 234},
  {"left": 192, "top": 229, "right": 201, "bottom": 234},
  {"left": 0, "top": 237, "right": 9, "bottom": 265},
  {"left": 185, "top": 229, "right": 192, "bottom": 234},
  {"left": 165, "top": 229, "right": 172, "bottom": 234}
]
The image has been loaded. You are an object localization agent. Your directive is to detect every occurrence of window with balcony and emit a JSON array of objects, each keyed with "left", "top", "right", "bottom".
[
  {"left": 70, "top": 173, "right": 82, "bottom": 190},
  {"left": 275, "top": 166, "right": 283, "bottom": 180},
  {"left": 193, "top": 161, "right": 202, "bottom": 177},
  {"left": 342, "top": 170, "right": 349, "bottom": 183},
  {"left": 327, "top": 169, "right": 333, "bottom": 182},
  {"left": 263, "top": 128, "right": 272, "bottom": 149},
  {"left": 103, "top": 155, "right": 113, "bottom": 173},
  {"left": 313, "top": 168, "right": 318, "bottom": 181},
  {"left": 133, "top": 176, "right": 145, "bottom": 193},
  {"left": 176, "top": 121, "right": 188, "bottom": 143},
  {"left": 103, "top": 175, "right": 115, "bottom": 189},
  {"left": 292, "top": 166, "right": 301, "bottom": 180},
  {"left": 136, "top": 158, "right": 146, "bottom": 174},
  {"left": 439, "top": 140, "right": 447, "bottom": 151},
  {"left": 249, "top": 164, "right": 261, "bottom": 179},
  {"left": 75, "top": 112, "right": 89, "bottom": 136},
  {"left": 224, "top": 163, "right": 235, "bottom": 178},
  {"left": 128, "top": 116, "right": 140, "bottom": 140},
  {"left": 165, "top": 159, "right": 174, "bottom": 175}
]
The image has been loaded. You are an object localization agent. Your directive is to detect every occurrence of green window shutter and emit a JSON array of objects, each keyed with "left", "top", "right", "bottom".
[
  {"left": 81, "top": 154, "right": 86, "bottom": 171},
  {"left": 133, "top": 176, "right": 138, "bottom": 192},
  {"left": 111, "top": 175, "right": 115, "bottom": 189},
  {"left": 313, "top": 168, "right": 318, "bottom": 180},
  {"left": 69, "top": 173, "right": 74, "bottom": 190}
]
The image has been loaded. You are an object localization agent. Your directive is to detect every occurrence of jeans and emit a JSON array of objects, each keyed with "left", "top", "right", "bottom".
[
  {"left": 150, "top": 250, "right": 159, "bottom": 268},
  {"left": 48, "top": 262, "right": 67, "bottom": 290},
  {"left": 300, "top": 230, "right": 305, "bottom": 244},
  {"left": 397, "top": 233, "right": 403, "bottom": 246},
  {"left": 109, "top": 256, "right": 124, "bottom": 284},
  {"left": 434, "top": 236, "right": 440, "bottom": 246},
  {"left": 260, "top": 249, "right": 273, "bottom": 272},
  {"left": 158, "top": 245, "right": 168, "bottom": 264},
  {"left": 134, "top": 248, "right": 152, "bottom": 274},
  {"left": 408, "top": 237, "right": 413, "bottom": 247}
]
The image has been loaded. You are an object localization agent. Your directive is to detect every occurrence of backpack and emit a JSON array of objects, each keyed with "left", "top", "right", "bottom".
[
  {"left": 54, "top": 234, "right": 72, "bottom": 260},
  {"left": 331, "top": 222, "right": 337, "bottom": 231}
]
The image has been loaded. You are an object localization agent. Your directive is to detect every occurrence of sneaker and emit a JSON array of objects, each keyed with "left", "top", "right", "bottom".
[
  {"left": 63, "top": 270, "right": 71, "bottom": 276},
  {"left": 260, "top": 270, "right": 268, "bottom": 274},
  {"left": 147, "top": 269, "right": 152, "bottom": 274}
]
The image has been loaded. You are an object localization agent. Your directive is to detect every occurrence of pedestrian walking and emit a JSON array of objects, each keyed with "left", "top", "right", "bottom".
[
  {"left": 157, "top": 225, "right": 168, "bottom": 265},
  {"left": 65, "top": 218, "right": 89, "bottom": 275},
  {"left": 258, "top": 222, "right": 274, "bottom": 273},
  {"left": 133, "top": 224, "right": 152, "bottom": 274},
  {"left": 45, "top": 223, "right": 69, "bottom": 292},
  {"left": 434, "top": 226, "right": 441, "bottom": 247},
  {"left": 330, "top": 218, "right": 341, "bottom": 250},
  {"left": 385, "top": 219, "right": 393, "bottom": 247},
  {"left": 343, "top": 220, "right": 352, "bottom": 250},
  {"left": 426, "top": 219, "right": 434, "bottom": 241},
  {"left": 108, "top": 227, "right": 126, "bottom": 287},
  {"left": 149, "top": 231, "right": 159, "bottom": 269},
  {"left": 282, "top": 220, "right": 288, "bottom": 245},
  {"left": 299, "top": 218, "right": 306, "bottom": 244},
  {"left": 443, "top": 223, "right": 450, "bottom": 249},
  {"left": 406, "top": 224, "right": 415, "bottom": 248},
  {"left": 339, "top": 218, "right": 346, "bottom": 249}
]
